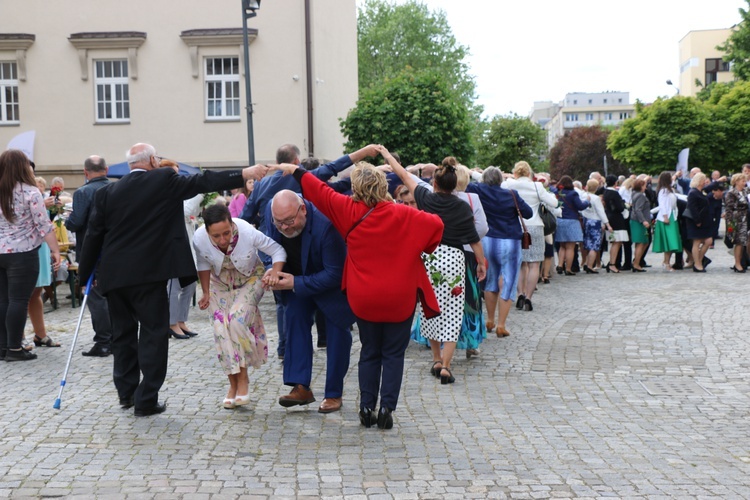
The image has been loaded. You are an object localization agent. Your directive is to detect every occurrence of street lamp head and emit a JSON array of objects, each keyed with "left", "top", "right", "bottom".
[
  {"left": 244, "top": 0, "right": 261, "bottom": 15},
  {"left": 666, "top": 79, "right": 673, "bottom": 86}
]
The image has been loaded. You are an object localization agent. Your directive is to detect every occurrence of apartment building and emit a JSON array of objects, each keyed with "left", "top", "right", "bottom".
[
  {"left": 0, "top": 0, "right": 358, "bottom": 187},
  {"left": 678, "top": 27, "right": 735, "bottom": 97}
]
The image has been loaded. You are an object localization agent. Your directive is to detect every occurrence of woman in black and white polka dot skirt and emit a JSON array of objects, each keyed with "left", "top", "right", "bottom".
[{"left": 386, "top": 152, "right": 486, "bottom": 385}]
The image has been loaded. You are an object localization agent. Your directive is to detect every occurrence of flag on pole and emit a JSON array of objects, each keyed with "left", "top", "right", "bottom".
[
  {"left": 676, "top": 148, "right": 689, "bottom": 175},
  {"left": 7, "top": 130, "right": 36, "bottom": 161}
]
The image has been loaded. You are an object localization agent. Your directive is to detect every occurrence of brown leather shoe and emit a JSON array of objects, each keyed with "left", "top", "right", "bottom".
[
  {"left": 278, "top": 384, "right": 316, "bottom": 407},
  {"left": 496, "top": 327, "right": 510, "bottom": 338},
  {"left": 318, "top": 397, "right": 342, "bottom": 413}
]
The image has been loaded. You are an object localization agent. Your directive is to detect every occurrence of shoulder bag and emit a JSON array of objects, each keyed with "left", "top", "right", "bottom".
[
  {"left": 535, "top": 185, "right": 557, "bottom": 236},
  {"left": 509, "top": 190, "right": 531, "bottom": 249}
]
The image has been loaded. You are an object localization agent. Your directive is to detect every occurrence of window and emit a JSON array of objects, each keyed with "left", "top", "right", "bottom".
[
  {"left": 603, "top": 98, "right": 608, "bottom": 104},
  {"left": 0, "top": 62, "right": 19, "bottom": 124},
  {"left": 585, "top": 113, "right": 594, "bottom": 121},
  {"left": 619, "top": 112, "right": 629, "bottom": 120},
  {"left": 94, "top": 60, "right": 129, "bottom": 123},
  {"left": 604, "top": 113, "right": 613, "bottom": 120},
  {"left": 618, "top": 98, "right": 623, "bottom": 103},
  {"left": 573, "top": 99, "right": 577, "bottom": 105},
  {"left": 588, "top": 99, "right": 592, "bottom": 104},
  {"left": 705, "top": 58, "right": 730, "bottom": 86},
  {"left": 565, "top": 113, "right": 579, "bottom": 122},
  {"left": 205, "top": 57, "right": 240, "bottom": 120}
]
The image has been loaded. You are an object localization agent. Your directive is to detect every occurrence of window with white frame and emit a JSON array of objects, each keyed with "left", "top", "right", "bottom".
[
  {"left": 619, "top": 112, "right": 630, "bottom": 120},
  {"left": 585, "top": 113, "right": 594, "bottom": 121},
  {"left": 205, "top": 57, "right": 240, "bottom": 120},
  {"left": 565, "top": 113, "right": 579, "bottom": 122},
  {"left": 0, "top": 62, "right": 19, "bottom": 124},
  {"left": 94, "top": 60, "right": 129, "bottom": 123}
]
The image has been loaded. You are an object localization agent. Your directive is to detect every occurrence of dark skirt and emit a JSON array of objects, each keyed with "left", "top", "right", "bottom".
[{"left": 686, "top": 218, "right": 713, "bottom": 240}]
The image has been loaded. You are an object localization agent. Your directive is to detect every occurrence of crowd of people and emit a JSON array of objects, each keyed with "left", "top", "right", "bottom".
[{"left": 2, "top": 143, "right": 749, "bottom": 429}]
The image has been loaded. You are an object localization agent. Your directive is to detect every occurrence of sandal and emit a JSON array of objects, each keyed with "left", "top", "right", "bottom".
[
  {"left": 430, "top": 361, "right": 443, "bottom": 378},
  {"left": 34, "top": 334, "right": 61, "bottom": 347},
  {"left": 440, "top": 367, "right": 455, "bottom": 385}
]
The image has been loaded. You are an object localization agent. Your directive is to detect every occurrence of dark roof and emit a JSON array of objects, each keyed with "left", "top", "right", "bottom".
[
  {"left": 69, "top": 32, "right": 147, "bottom": 40},
  {"left": 180, "top": 28, "right": 257, "bottom": 37},
  {"left": 0, "top": 33, "right": 36, "bottom": 41}
]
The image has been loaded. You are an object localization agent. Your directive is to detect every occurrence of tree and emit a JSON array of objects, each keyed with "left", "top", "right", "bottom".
[
  {"left": 711, "top": 80, "right": 750, "bottom": 168},
  {"left": 357, "top": 0, "right": 477, "bottom": 111},
  {"left": 718, "top": 2, "right": 750, "bottom": 81},
  {"left": 607, "top": 98, "right": 720, "bottom": 176},
  {"left": 475, "top": 114, "right": 547, "bottom": 171},
  {"left": 549, "top": 126, "right": 627, "bottom": 181},
  {"left": 339, "top": 70, "right": 473, "bottom": 165}
]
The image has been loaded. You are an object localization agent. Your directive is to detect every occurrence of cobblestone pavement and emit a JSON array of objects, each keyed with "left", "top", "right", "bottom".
[{"left": 1, "top": 246, "right": 750, "bottom": 499}]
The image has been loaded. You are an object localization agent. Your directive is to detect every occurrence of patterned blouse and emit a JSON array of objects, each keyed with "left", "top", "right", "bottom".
[{"left": 0, "top": 183, "right": 54, "bottom": 253}]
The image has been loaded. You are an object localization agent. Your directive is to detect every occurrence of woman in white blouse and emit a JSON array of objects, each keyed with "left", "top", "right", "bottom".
[
  {"left": 194, "top": 203, "right": 286, "bottom": 409},
  {"left": 651, "top": 171, "right": 683, "bottom": 271},
  {"left": 580, "top": 179, "right": 611, "bottom": 273},
  {"left": 501, "top": 161, "right": 558, "bottom": 311}
]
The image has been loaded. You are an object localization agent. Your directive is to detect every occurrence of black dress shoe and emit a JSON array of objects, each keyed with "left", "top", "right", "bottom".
[
  {"left": 181, "top": 330, "right": 198, "bottom": 337},
  {"left": 168, "top": 330, "right": 190, "bottom": 339},
  {"left": 515, "top": 294, "right": 526, "bottom": 310},
  {"left": 82, "top": 344, "right": 111, "bottom": 357},
  {"left": 377, "top": 407, "right": 393, "bottom": 430},
  {"left": 134, "top": 402, "right": 167, "bottom": 417},
  {"left": 702, "top": 256, "right": 712, "bottom": 268},
  {"left": 359, "top": 407, "right": 376, "bottom": 428},
  {"left": 119, "top": 396, "right": 135, "bottom": 409},
  {"left": 5, "top": 349, "right": 38, "bottom": 361}
]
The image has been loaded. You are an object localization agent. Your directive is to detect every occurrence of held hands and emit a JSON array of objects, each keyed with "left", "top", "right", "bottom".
[
  {"left": 198, "top": 295, "right": 210, "bottom": 310},
  {"left": 262, "top": 270, "right": 294, "bottom": 291},
  {"left": 267, "top": 163, "right": 299, "bottom": 176},
  {"left": 242, "top": 163, "right": 270, "bottom": 181}
]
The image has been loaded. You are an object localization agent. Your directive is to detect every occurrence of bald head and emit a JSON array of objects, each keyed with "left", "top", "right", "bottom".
[
  {"left": 271, "top": 190, "right": 306, "bottom": 238},
  {"left": 126, "top": 143, "right": 157, "bottom": 170},
  {"left": 84, "top": 155, "right": 108, "bottom": 178}
]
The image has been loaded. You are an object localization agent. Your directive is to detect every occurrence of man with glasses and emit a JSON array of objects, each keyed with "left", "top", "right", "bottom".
[
  {"left": 262, "top": 190, "right": 355, "bottom": 413},
  {"left": 78, "top": 142, "right": 268, "bottom": 417}
]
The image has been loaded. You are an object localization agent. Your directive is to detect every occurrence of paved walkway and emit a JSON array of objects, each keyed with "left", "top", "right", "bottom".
[{"left": 1, "top": 246, "right": 749, "bottom": 499}]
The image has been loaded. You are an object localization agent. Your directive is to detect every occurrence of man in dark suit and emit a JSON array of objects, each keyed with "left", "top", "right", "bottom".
[
  {"left": 65, "top": 155, "right": 113, "bottom": 357},
  {"left": 263, "top": 190, "right": 355, "bottom": 414},
  {"left": 78, "top": 143, "right": 267, "bottom": 417}
]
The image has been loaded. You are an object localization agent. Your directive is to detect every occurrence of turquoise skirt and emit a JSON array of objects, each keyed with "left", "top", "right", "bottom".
[
  {"left": 36, "top": 242, "right": 52, "bottom": 287},
  {"left": 630, "top": 219, "right": 649, "bottom": 244}
]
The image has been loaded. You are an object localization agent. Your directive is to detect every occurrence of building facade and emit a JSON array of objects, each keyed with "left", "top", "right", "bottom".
[
  {"left": 0, "top": 0, "right": 358, "bottom": 187},
  {"left": 678, "top": 28, "right": 735, "bottom": 97},
  {"left": 543, "top": 92, "right": 635, "bottom": 149}
]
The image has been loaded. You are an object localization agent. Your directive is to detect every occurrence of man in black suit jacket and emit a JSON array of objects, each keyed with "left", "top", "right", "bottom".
[{"left": 78, "top": 143, "right": 268, "bottom": 416}]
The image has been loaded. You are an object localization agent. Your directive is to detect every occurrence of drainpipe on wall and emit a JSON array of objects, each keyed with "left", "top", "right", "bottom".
[{"left": 305, "top": 0, "right": 314, "bottom": 158}]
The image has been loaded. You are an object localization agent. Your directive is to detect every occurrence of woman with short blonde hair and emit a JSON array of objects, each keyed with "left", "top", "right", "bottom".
[{"left": 724, "top": 173, "right": 749, "bottom": 272}]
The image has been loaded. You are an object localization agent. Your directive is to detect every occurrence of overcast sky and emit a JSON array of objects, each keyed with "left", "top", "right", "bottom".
[{"left": 374, "top": 0, "right": 746, "bottom": 117}]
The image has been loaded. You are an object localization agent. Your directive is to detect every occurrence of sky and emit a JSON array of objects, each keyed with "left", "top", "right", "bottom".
[{"left": 374, "top": 0, "right": 747, "bottom": 117}]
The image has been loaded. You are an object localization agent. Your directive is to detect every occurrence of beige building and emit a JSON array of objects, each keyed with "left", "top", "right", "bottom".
[
  {"left": 543, "top": 92, "right": 636, "bottom": 149},
  {"left": 0, "top": 0, "right": 358, "bottom": 187},
  {"left": 678, "top": 27, "right": 735, "bottom": 97}
]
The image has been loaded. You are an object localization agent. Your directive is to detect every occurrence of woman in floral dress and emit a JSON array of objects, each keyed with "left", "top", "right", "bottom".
[
  {"left": 194, "top": 204, "right": 286, "bottom": 408},
  {"left": 724, "top": 173, "right": 749, "bottom": 272}
]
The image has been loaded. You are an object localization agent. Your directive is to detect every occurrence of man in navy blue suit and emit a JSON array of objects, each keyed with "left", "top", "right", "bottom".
[{"left": 263, "top": 190, "right": 355, "bottom": 414}]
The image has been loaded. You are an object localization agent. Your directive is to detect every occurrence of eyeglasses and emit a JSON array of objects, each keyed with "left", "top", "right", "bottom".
[
  {"left": 273, "top": 205, "right": 302, "bottom": 228},
  {"left": 153, "top": 155, "right": 164, "bottom": 163}
]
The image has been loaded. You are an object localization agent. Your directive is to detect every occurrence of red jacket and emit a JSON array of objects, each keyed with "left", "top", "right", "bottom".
[{"left": 300, "top": 172, "right": 444, "bottom": 322}]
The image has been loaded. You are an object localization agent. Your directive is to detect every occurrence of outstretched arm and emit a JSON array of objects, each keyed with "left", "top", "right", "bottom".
[{"left": 378, "top": 145, "right": 418, "bottom": 196}]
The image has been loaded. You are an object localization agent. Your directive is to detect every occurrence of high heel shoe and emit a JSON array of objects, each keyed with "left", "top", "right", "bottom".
[
  {"left": 234, "top": 393, "right": 250, "bottom": 406},
  {"left": 632, "top": 267, "right": 646, "bottom": 272},
  {"left": 542, "top": 276, "right": 550, "bottom": 284},
  {"left": 583, "top": 265, "right": 598, "bottom": 274},
  {"left": 359, "top": 407, "right": 376, "bottom": 428},
  {"left": 731, "top": 266, "right": 747, "bottom": 273},
  {"left": 605, "top": 263, "right": 619, "bottom": 273},
  {"left": 563, "top": 270, "right": 576, "bottom": 276},
  {"left": 168, "top": 330, "right": 190, "bottom": 339},
  {"left": 515, "top": 294, "right": 526, "bottom": 310},
  {"left": 556, "top": 266, "right": 564, "bottom": 275},
  {"left": 524, "top": 298, "right": 533, "bottom": 311},
  {"left": 377, "top": 407, "right": 394, "bottom": 429},
  {"left": 430, "top": 361, "right": 443, "bottom": 378},
  {"left": 485, "top": 321, "right": 495, "bottom": 334},
  {"left": 223, "top": 398, "right": 236, "bottom": 409},
  {"left": 692, "top": 266, "right": 706, "bottom": 273},
  {"left": 440, "top": 367, "right": 455, "bottom": 385}
]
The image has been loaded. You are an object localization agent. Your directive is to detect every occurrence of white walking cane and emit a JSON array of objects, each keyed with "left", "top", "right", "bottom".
[{"left": 53, "top": 272, "right": 95, "bottom": 409}]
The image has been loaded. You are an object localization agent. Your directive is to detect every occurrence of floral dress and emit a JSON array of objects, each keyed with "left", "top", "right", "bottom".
[
  {"left": 725, "top": 187, "right": 749, "bottom": 246},
  {"left": 208, "top": 232, "right": 268, "bottom": 375}
]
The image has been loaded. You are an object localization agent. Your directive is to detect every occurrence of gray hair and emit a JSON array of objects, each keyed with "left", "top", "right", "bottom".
[
  {"left": 84, "top": 155, "right": 107, "bottom": 172},
  {"left": 482, "top": 166, "right": 503, "bottom": 186},
  {"left": 126, "top": 143, "right": 156, "bottom": 165}
]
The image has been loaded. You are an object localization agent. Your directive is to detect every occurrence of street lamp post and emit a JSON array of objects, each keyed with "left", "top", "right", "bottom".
[
  {"left": 666, "top": 79, "right": 680, "bottom": 95},
  {"left": 242, "top": 0, "right": 261, "bottom": 166}
]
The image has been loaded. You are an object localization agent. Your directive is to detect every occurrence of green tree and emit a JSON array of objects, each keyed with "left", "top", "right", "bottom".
[
  {"left": 340, "top": 70, "right": 473, "bottom": 165},
  {"left": 475, "top": 114, "right": 547, "bottom": 171},
  {"left": 711, "top": 80, "right": 750, "bottom": 168},
  {"left": 718, "top": 1, "right": 750, "bottom": 81},
  {"left": 549, "top": 126, "right": 628, "bottom": 181},
  {"left": 357, "top": 0, "right": 476, "bottom": 110},
  {"left": 607, "top": 98, "right": 720, "bottom": 176}
]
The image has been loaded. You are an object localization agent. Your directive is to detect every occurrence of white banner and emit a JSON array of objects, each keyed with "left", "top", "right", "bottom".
[
  {"left": 7, "top": 130, "right": 36, "bottom": 161},
  {"left": 676, "top": 148, "right": 689, "bottom": 175}
]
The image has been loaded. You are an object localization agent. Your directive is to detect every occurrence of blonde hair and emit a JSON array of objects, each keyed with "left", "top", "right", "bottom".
[
  {"left": 512, "top": 161, "right": 532, "bottom": 179},
  {"left": 731, "top": 173, "right": 747, "bottom": 189},
  {"left": 621, "top": 177, "right": 634, "bottom": 189},
  {"left": 350, "top": 162, "right": 388, "bottom": 207},
  {"left": 586, "top": 179, "right": 599, "bottom": 193},
  {"left": 690, "top": 172, "right": 707, "bottom": 189},
  {"left": 455, "top": 164, "right": 471, "bottom": 191},
  {"left": 35, "top": 176, "right": 47, "bottom": 191}
]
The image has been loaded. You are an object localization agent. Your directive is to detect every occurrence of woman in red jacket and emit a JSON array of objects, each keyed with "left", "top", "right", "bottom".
[{"left": 273, "top": 156, "right": 444, "bottom": 430}]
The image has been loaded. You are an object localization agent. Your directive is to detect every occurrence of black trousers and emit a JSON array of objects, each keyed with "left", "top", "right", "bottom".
[
  {"left": 356, "top": 312, "right": 414, "bottom": 411},
  {"left": 107, "top": 281, "right": 169, "bottom": 409},
  {"left": 0, "top": 249, "right": 39, "bottom": 350}
]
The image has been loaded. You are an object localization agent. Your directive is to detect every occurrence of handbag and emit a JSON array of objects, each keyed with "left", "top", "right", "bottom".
[
  {"left": 724, "top": 231, "right": 735, "bottom": 249},
  {"left": 682, "top": 207, "right": 694, "bottom": 220},
  {"left": 535, "top": 185, "right": 557, "bottom": 236},
  {"left": 510, "top": 189, "right": 531, "bottom": 249}
]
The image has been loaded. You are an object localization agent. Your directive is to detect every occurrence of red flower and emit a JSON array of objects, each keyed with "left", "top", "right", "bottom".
[
  {"left": 450, "top": 285, "right": 463, "bottom": 296},
  {"left": 50, "top": 186, "right": 62, "bottom": 197},
  {"left": 728, "top": 227, "right": 734, "bottom": 233}
]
